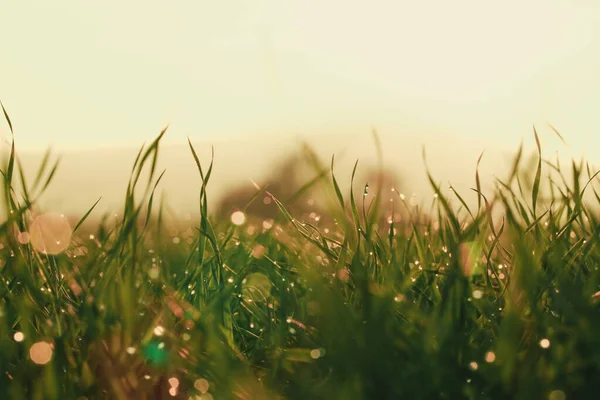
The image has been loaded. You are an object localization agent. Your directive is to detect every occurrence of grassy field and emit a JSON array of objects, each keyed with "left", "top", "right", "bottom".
[{"left": 2, "top": 105, "right": 600, "bottom": 400}]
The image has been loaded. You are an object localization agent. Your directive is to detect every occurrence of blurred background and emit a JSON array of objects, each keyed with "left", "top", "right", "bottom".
[{"left": 1, "top": 0, "right": 599, "bottom": 216}]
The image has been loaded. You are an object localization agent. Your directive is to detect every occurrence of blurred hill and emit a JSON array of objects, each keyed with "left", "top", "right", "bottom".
[{"left": 8, "top": 130, "right": 524, "bottom": 219}]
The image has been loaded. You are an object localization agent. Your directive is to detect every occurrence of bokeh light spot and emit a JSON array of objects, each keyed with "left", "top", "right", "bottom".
[
  {"left": 29, "top": 341, "right": 53, "bottom": 365},
  {"left": 194, "top": 378, "right": 210, "bottom": 393},
  {"left": 168, "top": 377, "right": 179, "bottom": 388},
  {"left": 17, "top": 231, "right": 30, "bottom": 244},
  {"left": 231, "top": 211, "right": 246, "bottom": 226},
  {"left": 549, "top": 390, "right": 566, "bottom": 400},
  {"left": 29, "top": 213, "right": 72, "bottom": 255}
]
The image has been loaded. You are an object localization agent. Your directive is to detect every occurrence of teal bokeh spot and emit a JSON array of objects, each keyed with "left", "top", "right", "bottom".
[{"left": 142, "top": 341, "right": 169, "bottom": 367}]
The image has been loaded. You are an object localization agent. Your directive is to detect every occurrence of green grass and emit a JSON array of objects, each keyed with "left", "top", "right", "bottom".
[{"left": 2, "top": 105, "right": 600, "bottom": 399}]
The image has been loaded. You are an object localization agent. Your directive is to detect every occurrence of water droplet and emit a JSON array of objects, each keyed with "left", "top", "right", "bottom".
[
  {"left": 485, "top": 351, "right": 496, "bottom": 363},
  {"left": 469, "top": 361, "right": 478, "bottom": 371},
  {"left": 540, "top": 338, "right": 551, "bottom": 349},
  {"left": 154, "top": 325, "right": 165, "bottom": 336},
  {"left": 473, "top": 290, "right": 483, "bottom": 299},
  {"left": 13, "top": 332, "right": 24, "bottom": 342}
]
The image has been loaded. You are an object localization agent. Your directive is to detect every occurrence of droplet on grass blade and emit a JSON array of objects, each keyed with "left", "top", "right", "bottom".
[
  {"left": 13, "top": 332, "right": 24, "bottom": 342},
  {"left": 394, "top": 294, "right": 405, "bottom": 303}
]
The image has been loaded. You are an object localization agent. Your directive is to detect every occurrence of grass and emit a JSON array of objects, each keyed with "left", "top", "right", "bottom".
[{"left": 2, "top": 105, "right": 600, "bottom": 399}]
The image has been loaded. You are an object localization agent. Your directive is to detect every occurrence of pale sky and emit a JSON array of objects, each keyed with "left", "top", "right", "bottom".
[
  {"left": 1, "top": 1, "right": 599, "bottom": 151},
  {"left": 1, "top": 1, "right": 600, "bottom": 213}
]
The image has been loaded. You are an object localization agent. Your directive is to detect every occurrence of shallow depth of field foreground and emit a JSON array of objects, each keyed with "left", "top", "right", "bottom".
[{"left": 2, "top": 112, "right": 600, "bottom": 399}]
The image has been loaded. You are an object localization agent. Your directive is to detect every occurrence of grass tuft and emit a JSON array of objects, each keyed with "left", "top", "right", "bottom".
[{"left": 1, "top": 107, "right": 600, "bottom": 399}]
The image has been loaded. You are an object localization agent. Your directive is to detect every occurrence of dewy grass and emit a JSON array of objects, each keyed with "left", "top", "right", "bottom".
[{"left": 1, "top": 106, "right": 600, "bottom": 399}]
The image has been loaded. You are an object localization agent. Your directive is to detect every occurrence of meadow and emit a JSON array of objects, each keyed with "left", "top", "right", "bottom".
[{"left": 1, "top": 104, "right": 600, "bottom": 400}]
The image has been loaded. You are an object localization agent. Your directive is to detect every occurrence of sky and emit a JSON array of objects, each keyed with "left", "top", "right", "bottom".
[{"left": 1, "top": 1, "right": 600, "bottom": 213}]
